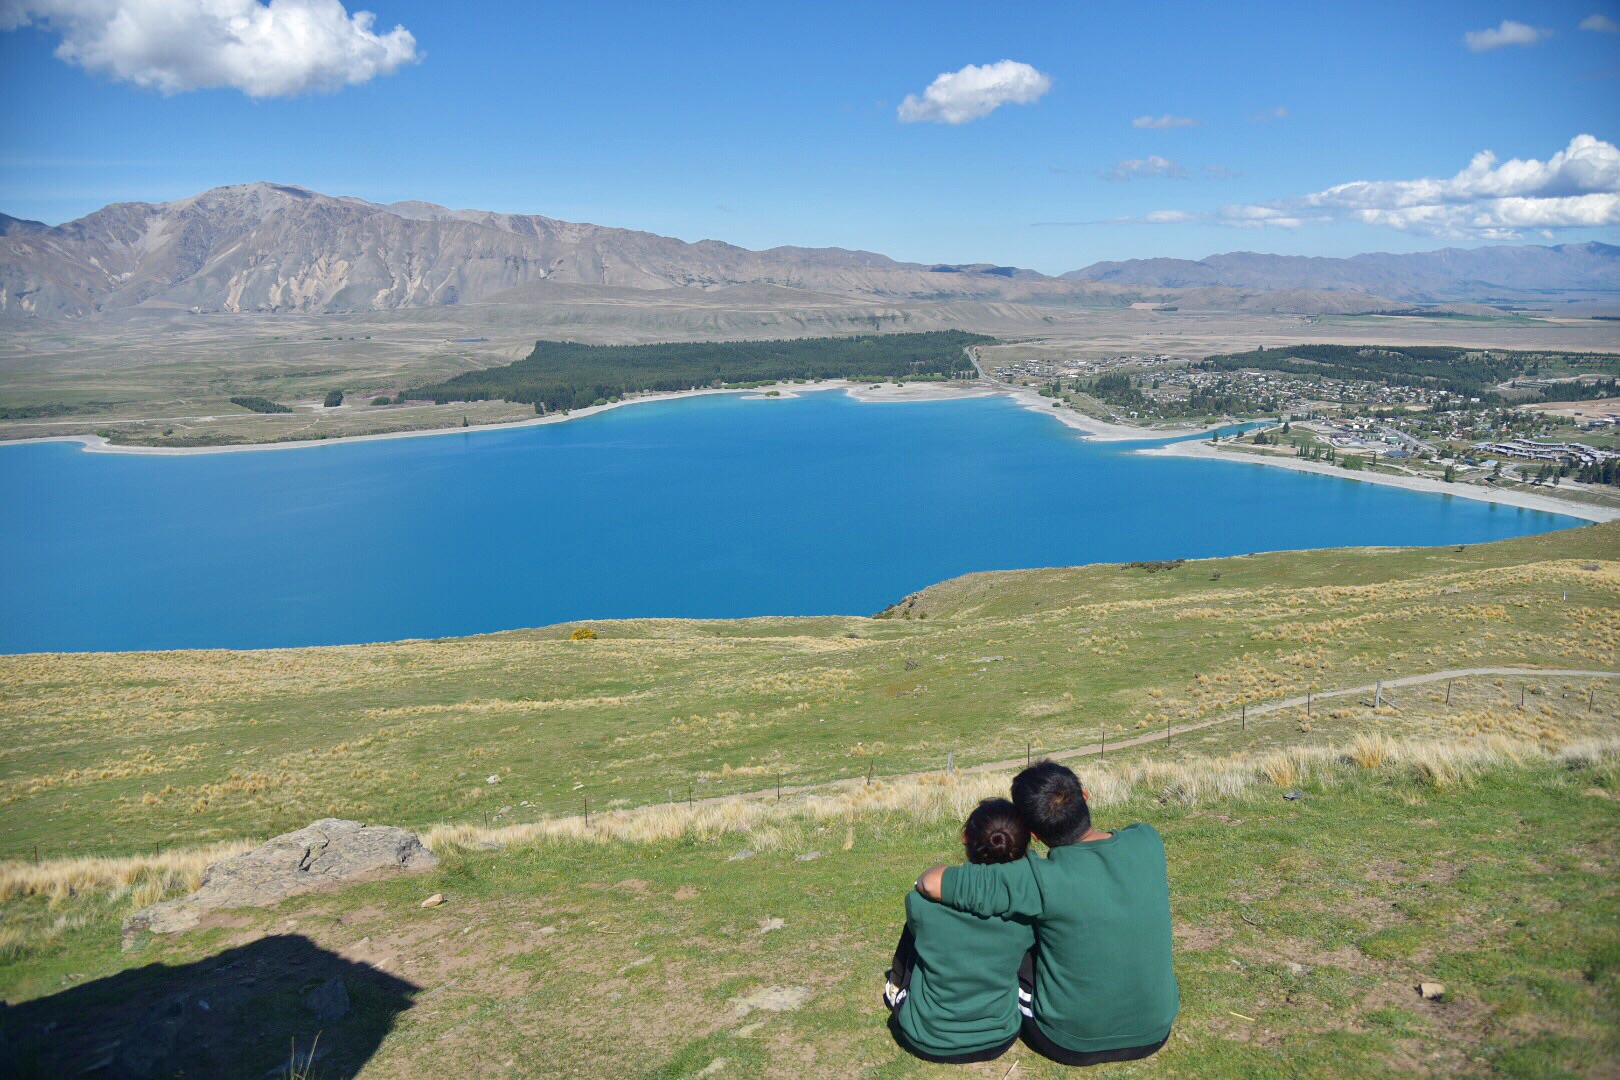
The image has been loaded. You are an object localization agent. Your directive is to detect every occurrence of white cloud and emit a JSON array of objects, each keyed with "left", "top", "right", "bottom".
[
  {"left": 1140, "top": 209, "right": 1198, "bottom": 224},
  {"left": 1101, "top": 155, "right": 1187, "bottom": 181},
  {"left": 1249, "top": 105, "right": 1288, "bottom": 123},
  {"left": 1046, "top": 137, "right": 1616, "bottom": 233},
  {"left": 1127, "top": 135, "right": 1620, "bottom": 238},
  {"left": 0, "top": 0, "right": 420, "bottom": 98},
  {"left": 1580, "top": 12, "right": 1620, "bottom": 32},
  {"left": 1131, "top": 113, "right": 1199, "bottom": 129},
  {"left": 1463, "top": 19, "right": 1551, "bottom": 51},
  {"left": 897, "top": 60, "right": 1051, "bottom": 125}
]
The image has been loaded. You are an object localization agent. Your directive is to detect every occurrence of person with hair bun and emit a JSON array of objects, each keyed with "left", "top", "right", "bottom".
[{"left": 883, "top": 798, "right": 1035, "bottom": 1063}]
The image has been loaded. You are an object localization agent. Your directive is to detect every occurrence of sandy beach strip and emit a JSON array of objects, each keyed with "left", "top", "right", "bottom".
[
  {"left": 1143, "top": 438, "right": 1620, "bottom": 523},
  {"left": 3, "top": 383, "right": 848, "bottom": 457},
  {"left": 995, "top": 383, "right": 1234, "bottom": 442},
  {"left": 0, "top": 379, "right": 1113, "bottom": 456}
]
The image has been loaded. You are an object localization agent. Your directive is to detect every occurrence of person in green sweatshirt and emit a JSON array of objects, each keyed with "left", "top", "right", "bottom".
[
  {"left": 883, "top": 797, "right": 1036, "bottom": 1064},
  {"left": 914, "top": 761, "right": 1178, "bottom": 1067}
]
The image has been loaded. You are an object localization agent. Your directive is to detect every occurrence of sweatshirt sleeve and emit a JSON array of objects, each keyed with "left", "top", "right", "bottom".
[{"left": 939, "top": 858, "right": 1043, "bottom": 918}]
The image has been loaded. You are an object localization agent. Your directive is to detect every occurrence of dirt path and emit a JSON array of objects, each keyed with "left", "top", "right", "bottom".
[{"left": 722, "top": 666, "right": 1620, "bottom": 807}]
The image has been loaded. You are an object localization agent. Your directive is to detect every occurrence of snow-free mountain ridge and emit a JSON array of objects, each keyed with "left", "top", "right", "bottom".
[{"left": 2, "top": 182, "right": 1614, "bottom": 319}]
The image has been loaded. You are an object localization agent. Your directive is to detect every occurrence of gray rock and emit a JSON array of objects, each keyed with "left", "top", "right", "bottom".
[
  {"left": 124, "top": 819, "right": 437, "bottom": 941},
  {"left": 305, "top": 975, "right": 350, "bottom": 1021}
]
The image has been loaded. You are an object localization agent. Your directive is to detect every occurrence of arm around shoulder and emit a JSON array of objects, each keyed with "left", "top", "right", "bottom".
[{"left": 939, "top": 858, "right": 1041, "bottom": 919}]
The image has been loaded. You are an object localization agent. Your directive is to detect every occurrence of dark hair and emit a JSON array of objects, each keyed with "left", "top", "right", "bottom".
[
  {"left": 1011, "top": 761, "right": 1090, "bottom": 846},
  {"left": 962, "top": 798, "right": 1030, "bottom": 864}
]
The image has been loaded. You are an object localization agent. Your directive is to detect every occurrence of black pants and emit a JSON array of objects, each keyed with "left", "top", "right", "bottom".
[
  {"left": 884, "top": 928, "right": 1019, "bottom": 1065},
  {"left": 1016, "top": 946, "right": 1170, "bottom": 1067},
  {"left": 1018, "top": 1018, "right": 1169, "bottom": 1068}
]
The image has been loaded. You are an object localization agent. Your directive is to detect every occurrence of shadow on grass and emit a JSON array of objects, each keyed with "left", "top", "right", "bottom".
[{"left": 0, "top": 934, "right": 418, "bottom": 1078}]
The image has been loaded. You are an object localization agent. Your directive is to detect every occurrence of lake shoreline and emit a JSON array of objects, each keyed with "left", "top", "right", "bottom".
[
  {"left": 1143, "top": 438, "right": 1619, "bottom": 523},
  {"left": 0, "top": 379, "right": 1229, "bottom": 457},
  {"left": 8, "top": 380, "right": 1610, "bottom": 522}
]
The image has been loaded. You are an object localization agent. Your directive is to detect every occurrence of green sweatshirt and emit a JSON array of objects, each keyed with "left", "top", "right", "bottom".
[
  {"left": 894, "top": 889, "right": 1035, "bottom": 1058},
  {"left": 940, "top": 823, "right": 1178, "bottom": 1053}
]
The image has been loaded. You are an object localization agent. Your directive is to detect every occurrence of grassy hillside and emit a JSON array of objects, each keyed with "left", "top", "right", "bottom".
[
  {"left": 2, "top": 739, "right": 1616, "bottom": 1077},
  {"left": 2, "top": 524, "right": 1617, "bottom": 861},
  {"left": 1, "top": 526, "right": 1618, "bottom": 1076}
]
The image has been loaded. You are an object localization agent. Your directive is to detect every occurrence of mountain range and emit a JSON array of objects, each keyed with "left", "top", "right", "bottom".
[
  {"left": 1064, "top": 244, "right": 1620, "bottom": 301},
  {"left": 2, "top": 183, "right": 1615, "bottom": 320}
]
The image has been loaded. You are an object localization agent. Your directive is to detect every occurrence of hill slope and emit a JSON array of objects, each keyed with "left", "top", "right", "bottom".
[
  {"left": 1, "top": 525, "right": 1617, "bottom": 1076},
  {"left": 1, "top": 729, "right": 1615, "bottom": 1076},
  {"left": 2, "top": 522, "right": 1614, "bottom": 857}
]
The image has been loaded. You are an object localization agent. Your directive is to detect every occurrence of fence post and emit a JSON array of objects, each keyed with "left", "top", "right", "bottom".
[
  {"left": 583, "top": 794, "right": 590, "bottom": 826},
  {"left": 1026, "top": 740, "right": 1031, "bottom": 766},
  {"left": 1100, "top": 726, "right": 1106, "bottom": 762},
  {"left": 1375, "top": 681, "right": 1382, "bottom": 708},
  {"left": 1307, "top": 690, "right": 1313, "bottom": 716},
  {"left": 947, "top": 751, "right": 954, "bottom": 774},
  {"left": 1520, "top": 686, "right": 1526, "bottom": 709},
  {"left": 1241, "top": 702, "right": 1246, "bottom": 731},
  {"left": 688, "top": 785, "right": 693, "bottom": 809},
  {"left": 777, "top": 773, "right": 782, "bottom": 802},
  {"left": 1591, "top": 687, "right": 1597, "bottom": 710},
  {"left": 1446, "top": 679, "right": 1453, "bottom": 705},
  {"left": 1167, "top": 714, "right": 1172, "bottom": 747}
]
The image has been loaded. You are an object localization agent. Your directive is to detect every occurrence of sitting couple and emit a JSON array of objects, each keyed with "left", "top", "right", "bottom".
[{"left": 884, "top": 761, "right": 1178, "bottom": 1067}]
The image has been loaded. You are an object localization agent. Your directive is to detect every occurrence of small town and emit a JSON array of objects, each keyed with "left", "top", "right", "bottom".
[{"left": 988, "top": 346, "right": 1620, "bottom": 494}]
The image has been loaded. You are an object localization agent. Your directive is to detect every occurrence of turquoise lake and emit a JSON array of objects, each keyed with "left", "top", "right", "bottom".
[{"left": 0, "top": 390, "right": 1586, "bottom": 653}]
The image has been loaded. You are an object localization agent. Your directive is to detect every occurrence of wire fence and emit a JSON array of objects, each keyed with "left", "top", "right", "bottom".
[{"left": 12, "top": 671, "right": 1614, "bottom": 865}]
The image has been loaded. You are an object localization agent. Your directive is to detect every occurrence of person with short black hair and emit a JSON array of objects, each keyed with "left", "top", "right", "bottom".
[
  {"left": 915, "top": 761, "right": 1178, "bottom": 1067},
  {"left": 1011, "top": 758, "right": 1093, "bottom": 844},
  {"left": 883, "top": 798, "right": 1035, "bottom": 1064}
]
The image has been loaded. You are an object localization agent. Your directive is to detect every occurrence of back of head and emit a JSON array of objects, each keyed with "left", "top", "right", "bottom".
[
  {"left": 962, "top": 798, "right": 1030, "bottom": 865},
  {"left": 1011, "top": 761, "right": 1090, "bottom": 846}
]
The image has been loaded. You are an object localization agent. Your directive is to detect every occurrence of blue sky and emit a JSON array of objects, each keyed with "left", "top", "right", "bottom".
[{"left": 2, "top": 0, "right": 1618, "bottom": 273}]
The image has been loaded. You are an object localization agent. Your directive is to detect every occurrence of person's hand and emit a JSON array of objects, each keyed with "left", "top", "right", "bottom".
[{"left": 915, "top": 865, "right": 946, "bottom": 901}]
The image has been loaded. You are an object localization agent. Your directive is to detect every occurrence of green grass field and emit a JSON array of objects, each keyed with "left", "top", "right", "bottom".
[
  {"left": 3, "top": 525, "right": 1616, "bottom": 860},
  {"left": 2, "top": 740, "right": 1616, "bottom": 1077},
  {"left": 1, "top": 526, "right": 1617, "bottom": 1076}
]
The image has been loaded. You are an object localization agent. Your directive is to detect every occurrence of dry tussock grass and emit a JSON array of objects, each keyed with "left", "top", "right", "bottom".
[
  {"left": 5, "top": 734, "right": 1613, "bottom": 908},
  {"left": 428, "top": 733, "right": 1618, "bottom": 852},
  {"left": 0, "top": 839, "right": 254, "bottom": 905}
]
